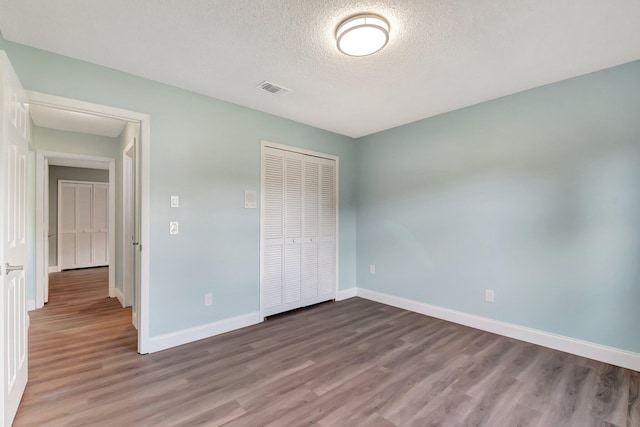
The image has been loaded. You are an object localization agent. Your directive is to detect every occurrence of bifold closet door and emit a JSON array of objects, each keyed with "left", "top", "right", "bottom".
[
  {"left": 262, "top": 146, "right": 336, "bottom": 317},
  {"left": 59, "top": 181, "right": 109, "bottom": 270},
  {"left": 317, "top": 159, "right": 336, "bottom": 297}
]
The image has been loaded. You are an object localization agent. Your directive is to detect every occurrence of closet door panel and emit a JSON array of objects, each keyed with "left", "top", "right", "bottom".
[
  {"left": 93, "top": 184, "right": 109, "bottom": 265},
  {"left": 60, "top": 233, "right": 76, "bottom": 268},
  {"left": 76, "top": 233, "right": 92, "bottom": 266},
  {"left": 301, "top": 243, "right": 318, "bottom": 299},
  {"left": 76, "top": 184, "right": 93, "bottom": 266},
  {"left": 60, "top": 183, "right": 77, "bottom": 269},
  {"left": 318, "top": 160, "right": 336, "bottom": 296},
  {"left": 262, "top": 148, "right": 285, "bottom": 311},
  {"left": 263, "top": 246, "right": 283, "bottom": 309},
  {"left": 284, "top": 243, "right": 301, "bottom": 304},
  {"left": 318, "top": 240, "right": 335, "bottom": 296},
  {"left": 284, "top": 154, "right": 303, "bottom": 239},
  {"left": 302, "top": 158, "right": 319, "bottom": 300},
  {"left": 283, "top": 153, "right": 303, "bottom": 304}
]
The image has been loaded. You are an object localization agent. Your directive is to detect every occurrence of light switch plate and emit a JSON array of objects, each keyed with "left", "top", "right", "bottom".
[
  {"left": 169, "top": 221, "right": 179, "bottom": 235},
  {"left": 485, "top": 289, "right": 495, "bottom": 303},
  {"left": 244, "top": 190, "right": 257, "bottom": 209},
  {"left": 171, "top": 195, "right": 179, "bottom": 208}
]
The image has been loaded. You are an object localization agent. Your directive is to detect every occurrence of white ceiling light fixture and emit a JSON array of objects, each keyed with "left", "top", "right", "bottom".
[{"left": 336, "top": 14, "right": 390, "bottom": 57}]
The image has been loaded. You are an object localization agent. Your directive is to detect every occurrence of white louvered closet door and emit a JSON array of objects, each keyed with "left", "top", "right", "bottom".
[
  {"left": 301, "top": 158, "right": 319, "bottom": 300},
  {"left": 262, "top": 148, "right": 285, "bottom": 312},
  {"left": 318, "top": 159, "right": 336, "bottom": 296},
  {"left": 262, "top": 145, "right": 336, "bottom": 317}
]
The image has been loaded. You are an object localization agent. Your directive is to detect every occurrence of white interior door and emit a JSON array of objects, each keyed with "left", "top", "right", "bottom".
[
  {"left": 123, "top": 140, "right": 134, "bottom": 310},
  {"left": 0, "top": 51, "right": 29, "bottom": 427}
]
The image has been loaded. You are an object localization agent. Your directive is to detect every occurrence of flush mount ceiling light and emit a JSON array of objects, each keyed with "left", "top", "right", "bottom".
[{"left": 336, "top": 14, "right": 390, "bottom": 57}]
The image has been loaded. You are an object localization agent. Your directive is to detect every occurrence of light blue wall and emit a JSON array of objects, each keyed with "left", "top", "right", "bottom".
[
  {"left": 356, "top": 61, "right": 640, "bottom": 353},
  {"left": 0, "top": 38, "right": 357, "bottom": 336},
  {"left": 5, "top": 35, "right": 638, "bottom": 354}
]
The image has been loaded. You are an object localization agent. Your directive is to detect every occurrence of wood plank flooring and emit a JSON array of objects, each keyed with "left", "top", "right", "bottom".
[{"left": 14, "top": 268, "right": 640, "bottom": 426}]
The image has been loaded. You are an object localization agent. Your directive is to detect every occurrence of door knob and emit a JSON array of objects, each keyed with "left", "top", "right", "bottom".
[{"left": 5, "top": 263, "right": 24, "bottom": 275}]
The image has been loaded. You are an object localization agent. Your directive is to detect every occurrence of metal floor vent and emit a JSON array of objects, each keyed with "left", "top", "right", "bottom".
[{"left": 256, "top": 80, "right": 292, "bottom": 96}]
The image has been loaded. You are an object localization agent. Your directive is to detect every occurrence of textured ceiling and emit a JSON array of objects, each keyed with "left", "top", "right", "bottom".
[{"left": 1, "top": 0, "right": 639, "bottom": 138}]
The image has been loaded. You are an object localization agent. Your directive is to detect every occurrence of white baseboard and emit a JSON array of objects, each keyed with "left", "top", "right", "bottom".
[
  {"left": 336, "top": 287, "right": 357, "bottom": 301},
  {"left": 48, "top": 266, "right": 59, "bottom": 273},
  {"left": 356, "top": 288, "right": 640, "bottom": 372},
  {"left": 132, "top": 311, "right": 138, "bottom": 330},
  {"left": 27, "top": 299, "right": 36, "bottom": 311},
  {"left": 114, "top": 288, "right": 124, "bottom": 307},
  {"left": 146, "top": 312, "right": 262, "bottom": 353}
]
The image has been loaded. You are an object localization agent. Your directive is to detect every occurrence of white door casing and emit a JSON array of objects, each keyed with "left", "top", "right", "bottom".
[
  {"left": 260, "top": 141, "right": 338, "bottom": 318},
  {"left": 28, "top": 89, "right": 150, "bottom": 354},
  {"left": 0, "top": 51, "right": 29, "bottom": 427}
]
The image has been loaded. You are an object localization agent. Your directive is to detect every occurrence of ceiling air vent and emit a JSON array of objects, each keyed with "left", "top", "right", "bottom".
[{"left": 256, "top": 80, "right": 292, "bottom": 96}]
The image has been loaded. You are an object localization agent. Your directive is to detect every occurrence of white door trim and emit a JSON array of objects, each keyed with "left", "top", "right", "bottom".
[
  {"left": 122, "top": 140, "right": 134, "bottom": 309},
  {"left": 38, "top": 153, "right": 115, "bottom": 297},
  {"left": 29, "top": 90, "right": 151, "bottom": 354},
  {"left": 259, "top": 140, "right": 340, "bottom": 319}
]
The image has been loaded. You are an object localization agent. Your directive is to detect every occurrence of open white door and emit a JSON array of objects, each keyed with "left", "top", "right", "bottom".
[
  {"left": 123, "top": 139, "right": 134, "bottom": 310},
  {"left": 0, "top": 52, "right": 29, "bottom": 426}
]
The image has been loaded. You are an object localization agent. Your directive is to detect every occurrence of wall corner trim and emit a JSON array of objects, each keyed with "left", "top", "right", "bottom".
[
  {"left": 336, "top": 287, "right": 357, "bottom": 301},
  {"left": 146, "top": 312, "right": 263, "bottom": 354},
  {"left": 356, "top": 288, "right": 640, "bottom": 371}
]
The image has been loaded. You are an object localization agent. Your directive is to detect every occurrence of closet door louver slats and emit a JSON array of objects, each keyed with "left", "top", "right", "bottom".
[
  {"left": 263, "top": 148, "right": 285, "bottom": 310},
  {"left": 302, "top": 159, "right": 319, "bottom": 300},
  {"left": 263, "top": 246, "right": 283, "bottom": 308},
  {"left": 318, "top": 160, "right": 336, "bottom": 296},
  {"left": 261, "top": 145, "right": 336, "bottom": 317}
]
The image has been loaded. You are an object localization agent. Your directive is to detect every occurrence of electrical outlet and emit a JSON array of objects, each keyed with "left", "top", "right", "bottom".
[
  {"left": 169, "top": 222, "right": 179, "bottom": 235},
  {"left": 204, "top": 292, "right": 213, "bottom": 306},
  {"left": 485, "top": 289, "right": 495, "bottom": 303},
  {"left": 369, "top": 264, "right": 376, "bottom": 275},
  {"left": 171, "top": 195, "right": 179, "bottom": 208}
]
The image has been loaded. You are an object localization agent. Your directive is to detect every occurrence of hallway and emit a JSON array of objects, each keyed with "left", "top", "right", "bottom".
[{"left": 14, "top": 268, "right": 137, "bottom": 426}]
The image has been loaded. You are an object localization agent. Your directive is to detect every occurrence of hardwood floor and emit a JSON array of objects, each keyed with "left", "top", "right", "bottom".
[{"left": 14, "top": 268, "right": 640, "bottom": 426}]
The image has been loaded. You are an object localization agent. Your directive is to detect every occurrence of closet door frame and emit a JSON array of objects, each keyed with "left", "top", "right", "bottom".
[
  {"left": 57, "top": 179, "right": 110, "bottom": 271},
  {"left": 260, "top": 140, "right": 339, "bottom": 318}
]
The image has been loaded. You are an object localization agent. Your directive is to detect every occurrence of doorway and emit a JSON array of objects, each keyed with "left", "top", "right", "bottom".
[{"left": 29, "top": 90, "right": 151, "bottom": 354}]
